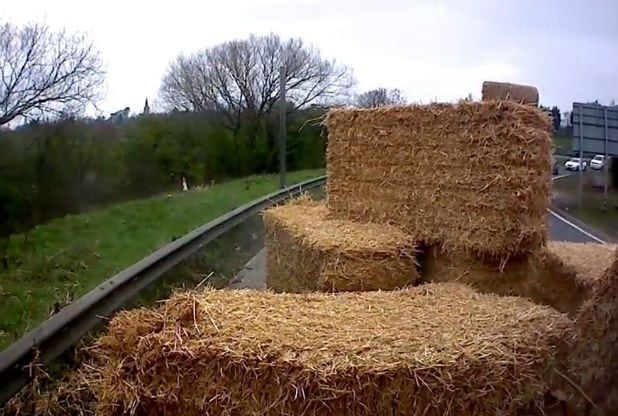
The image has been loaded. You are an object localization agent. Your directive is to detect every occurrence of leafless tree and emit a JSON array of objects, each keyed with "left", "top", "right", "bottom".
[
  {"left": 355, "top": 88, "right": 406, "bottom": 108},
  {"left": 159, "top": 34, "right": 354, "bottom": 129},
  {"left": 0, "top": 21, "right": 105, "bottom": 126}
]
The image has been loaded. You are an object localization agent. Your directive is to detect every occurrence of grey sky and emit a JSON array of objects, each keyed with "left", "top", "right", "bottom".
[{"left": 2, "top": 0, "right": 616, "bottom": 115}]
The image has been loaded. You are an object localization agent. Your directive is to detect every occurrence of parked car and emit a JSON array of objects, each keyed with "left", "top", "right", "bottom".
[
  {"left": 590, "top": 154, "right": 605, "bottom": 170},
  {"left": 564, "top": 157, "right": 587, "bottom": 171},
  {"left": 551, "top": 156, "right": 559, "bottom": 175}
]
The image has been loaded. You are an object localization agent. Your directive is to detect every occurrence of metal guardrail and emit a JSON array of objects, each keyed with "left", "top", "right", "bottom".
[{"left": 0, "top": 175, "right": 326, "bottom": 405}]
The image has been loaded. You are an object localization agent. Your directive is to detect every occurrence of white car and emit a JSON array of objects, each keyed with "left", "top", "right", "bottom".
[
  {"left": 564, "top": 157, "right": 587, "bottom": 171},
  {"left": 590, "top": 154, "right": 605, "bottom": 170}
]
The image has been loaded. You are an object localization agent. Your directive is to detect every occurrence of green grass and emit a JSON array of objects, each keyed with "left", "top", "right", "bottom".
[
  {"left": 552, "top": 173, "right": 618, "bottom": 239},
  {"left": 0, "top": 169, "right": 324, "bottom": 349}
]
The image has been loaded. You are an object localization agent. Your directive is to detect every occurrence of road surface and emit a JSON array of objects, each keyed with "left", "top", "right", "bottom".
[
  {"left": 228, "top": 249, "right": 266, "bottom": 290},
  {"left": 548, "top": 210, "right": 605, "bottom": 243},
  {"left": 549, "top": 172, "right": 606, "bottom": 243}
]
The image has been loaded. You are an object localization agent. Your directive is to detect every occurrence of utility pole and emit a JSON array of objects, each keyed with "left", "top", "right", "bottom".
[
  {"left": 279, "top": 66, "right": 287, "bottom": 189},
  {"left": 604, "top": 107, "right": 609, "bottom": 211},
  {"left": 578, "top": 105, "right": 583, "bottom": 211}
]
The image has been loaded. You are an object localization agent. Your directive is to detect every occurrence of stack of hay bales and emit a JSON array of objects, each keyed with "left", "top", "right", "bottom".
[
  {"left": 264, "top": 197, "right": 418, "bottom": 292},
  {"left": 87, "top": 285, "right": 573, "bottom": 416},
  {"left": 42, "top": 83, "right": 617, "bottom": 415},
  {"left": 267, "top": 96, "right": 552, "bottom": 292},
  {"left": 256, "top": 86, "right": 602, "bottom": 412}
]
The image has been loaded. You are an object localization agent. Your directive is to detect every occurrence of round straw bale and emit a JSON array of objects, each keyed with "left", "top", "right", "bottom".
[
  {"left": 264, "top": 197, "right": 418, "bottom": 293},
  {"left": 86, "top": 285, "right": 573, "bottom": 416},
  {"left": 481, "top": 81, "right": 539, "bottom": 105}
]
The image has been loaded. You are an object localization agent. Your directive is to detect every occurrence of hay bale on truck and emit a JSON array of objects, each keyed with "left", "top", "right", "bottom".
[
  {"left": 89, "top": 284, "right": 573, "bottom": 416},
  {"left": 264, "top": 197, "right": 418, "bottom": 292},
  {"left": 481, "top": 81, "right": 539, "bottom": 105},
  {"left": 569, "top": 250, "right": 618, "bottom": 415},
  {"left": 548, "top": 242, "right": 618, "bottom": 294},
  {"left": 325, "top": 102, "right": 552, "bottom": 255},
  {"left": 423, "top": 242, "right": 618, "bottom": 315}
]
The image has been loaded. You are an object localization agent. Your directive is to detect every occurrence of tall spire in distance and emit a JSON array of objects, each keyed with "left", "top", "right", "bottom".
[{"left": 143, "top": 98, "right": 150, "bottom": 115}]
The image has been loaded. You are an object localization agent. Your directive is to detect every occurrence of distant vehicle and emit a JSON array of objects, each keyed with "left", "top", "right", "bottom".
[
  {"left": 590, "top": 154, "right": 605, "bottom": 170},
  {"left": 564, "top": 157, "right": 587, "bottom": 171},
  {"left": 551, "top": 156, "right": 559, "bottom": 175}
]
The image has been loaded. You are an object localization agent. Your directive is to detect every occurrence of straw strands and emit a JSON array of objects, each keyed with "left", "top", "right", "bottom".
[
  {"left": 423, "top": 242, "right": 617, "bottom": 315},
  {"left": 570, "top": 251, "right": 618, "bottom": 414},
  {"left": 2, "top": 347, "right": 102, "bottom": 416},
  {"left": 30, "top": 370, "right": 99, "bottom": 416},
  {"left": 548, "top": 242, "right": 617, "bottom": 292},
  {"left": 86, "top": 284, "right": 572, "bottom": 416},
  {"left": 264, "top": 197, "right": 418, "bottom": 292},
  {"left": 325, "top": 101, "right": 552, "bottom": 255}
]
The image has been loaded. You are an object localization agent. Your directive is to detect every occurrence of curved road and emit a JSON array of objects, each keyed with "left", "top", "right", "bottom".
[
  {"left": 550, "top": 172, "right": 606, "bottom": 243},
  {"left": 548, "top": 210, "right": 604, "bottom": 243}
]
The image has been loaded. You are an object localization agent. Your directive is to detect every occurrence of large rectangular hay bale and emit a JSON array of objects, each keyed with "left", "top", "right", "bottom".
[
  {"left": 423, "top": 242, "right": 617, "bottom": 314},
  {"left": 569, "top": 250, "right": 618, "bottom": 414},
  {"left": 92, "top": 284, "right": 573, "bottom": 416},
  {"left": 264, "top": 198, "right": 418, "bottom": 292},
  {"left": 325, "top": 101, "right": 552, "bottom": 255}
]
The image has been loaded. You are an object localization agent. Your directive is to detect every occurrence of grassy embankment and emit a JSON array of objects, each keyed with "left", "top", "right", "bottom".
[{"left": 0, "top": 169, "right": 324, "bottom": 349}]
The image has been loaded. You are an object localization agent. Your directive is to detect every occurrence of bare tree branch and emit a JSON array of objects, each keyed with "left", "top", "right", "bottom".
[
  {"left": 158, "top": 33, "right": 355, "bottom": 129},
  {"left": 0, "top": 21, "right": 105, "bottom": 126},
  {"left": 355, "top": 88, "right": 406, "bottom": 108}
]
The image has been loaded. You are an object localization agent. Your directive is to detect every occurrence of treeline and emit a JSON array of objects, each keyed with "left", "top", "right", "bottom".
[
  {"left": 0, "top": 24, "right": 406, "bottom": 239},
  {"left": 0, "top": 108, "right": 326, "bottom": 237}
]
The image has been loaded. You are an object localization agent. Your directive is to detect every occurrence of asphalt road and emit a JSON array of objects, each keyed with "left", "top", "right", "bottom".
[
  {"left": 229, "top": 248, "right": 266, "bottom": 290},
  {"left": 550, "top": 170, "right": 606, "bottom": 243},
  {"left": 548, "top": 210, "right": 603, "bottom": 243}
]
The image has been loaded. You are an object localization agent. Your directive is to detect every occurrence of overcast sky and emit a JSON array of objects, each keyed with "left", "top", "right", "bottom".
[{"left": 2, "top": 0, "right": 617, "bottom": 115}]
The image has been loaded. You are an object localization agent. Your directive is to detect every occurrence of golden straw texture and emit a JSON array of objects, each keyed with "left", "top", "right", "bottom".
[
  {"left": 32, "top": 370, "right": 98, "bottom": 416},
  {"left": 570, "top": 251, "right": 618, "bottom": 415},
  {"left": 481, "top": 81, "right": 539, "bottom": 105},
  {"left": 88, "top": 285, "right": 573, "bottom": 416},
  {"left": 1, "top": 346, "right": 102, "bottom": 416},
  {"left": 423, "top": 242, "right": 617, "bottom": 315},
  {"left": 548, "top": 241, "right": 617, "bottom": 292},
  {"left": 264, "top": 197, "right": 418, "bottom": 292},
  {"left": 325, "top": 102, "right": 552, "bottom": 255}
]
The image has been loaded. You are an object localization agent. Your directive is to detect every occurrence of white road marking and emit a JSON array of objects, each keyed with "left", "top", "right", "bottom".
[
  {"left": 552, "top": 173, "right": 571, "bottom": 180},
  {"left": 548, "top": 209, "right": 605, "bottom": 243},
  {"left": 550, "top": 172, "right": 606, "bottom": 243}
]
